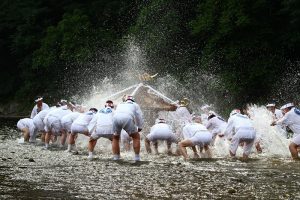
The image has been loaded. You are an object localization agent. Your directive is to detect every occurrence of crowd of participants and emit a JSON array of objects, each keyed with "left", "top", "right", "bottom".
[{"left": 16, "top": 96, "right": 300, "bottom": 161}]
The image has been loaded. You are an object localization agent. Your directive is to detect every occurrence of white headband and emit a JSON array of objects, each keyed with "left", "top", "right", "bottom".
[{"left": 35, "top": 97, "right": 43, "bottom": 102}]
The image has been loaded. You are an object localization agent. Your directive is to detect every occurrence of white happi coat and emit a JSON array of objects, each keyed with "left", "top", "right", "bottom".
[
  {"left": 44, "top": 105, "right": 72, "bottom": 134},
  {"left": 33, "top": 107, "right": 56, "bottom": 131},
  {"left": 89, "top": 107, "right": 114, "bottom": 138},
  {"left": 206, "top": 116, "right": 227, "bottom": 137},
  {"left": 61, "top": 112, "right": 81, "bottom": 132},
  {"left": 147, "top": 123, "right": 177, "bottom": 143},
  {"left": 71, "top": 111, "right": 95, "bottom": 134},
  {"left": 182, "top": 122, "right": 212, "bottom": 146},
  {"left": 113, "top": 101, "right": 144, "bottom": 135},
  {"left": 276, "top": 107, "right": 300, "bottom": 138},
  {"left": 17, "top": 118, "right": 36, "bottom": 137},
  {"left": 30, "top": 102, "right": 49, "bottom": 119}
]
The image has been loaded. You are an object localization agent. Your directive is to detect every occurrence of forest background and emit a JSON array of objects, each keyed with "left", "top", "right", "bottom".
[{"left": 0, "top": 0, "right": 299, "bottom": 115}]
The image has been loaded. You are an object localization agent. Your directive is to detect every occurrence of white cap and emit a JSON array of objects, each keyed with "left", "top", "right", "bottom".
[
  {"left": 230, "top": 109, "right": 241, "bottom": 117},
  {"left": 266, "top": 103, "right": 275, "bottom": 107},
  {"left": 280, "top": 103, "right": 294, "bottom": 110}
]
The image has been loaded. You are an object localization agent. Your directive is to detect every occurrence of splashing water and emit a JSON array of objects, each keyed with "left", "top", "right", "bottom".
[{"left": 248, "top": 105, "right": 290, "bottom": 157}]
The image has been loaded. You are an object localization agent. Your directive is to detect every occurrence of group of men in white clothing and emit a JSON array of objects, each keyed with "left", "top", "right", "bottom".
[{"left": 16, "top": 96, "right": 300, "bottom": 161}]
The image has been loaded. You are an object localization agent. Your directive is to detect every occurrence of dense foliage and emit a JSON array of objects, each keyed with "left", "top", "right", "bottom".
[{"left": 0, "top": 0, "right": 299, "bottom": 112}]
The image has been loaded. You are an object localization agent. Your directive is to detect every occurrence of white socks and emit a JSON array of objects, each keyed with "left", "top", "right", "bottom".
[
  {"left": 113, "top": 154, "right": 120, "bottom": 160},
  {"left": 134, "top": 154, "right": 140, "bottom": 161}
]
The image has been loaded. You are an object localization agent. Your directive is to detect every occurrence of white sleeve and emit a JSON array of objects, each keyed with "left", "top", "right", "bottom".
[
  {"left": 88, "top": 114, "right": 98, "bottom": 133},
  {"left": 30, "top": 106, "right": 37, "bottom": 119},
  {"left": 224, "top": 118, "right": 234, "bottom": 137},
  {"left": 182, "top": 126, "right": 189, "bottom": 139},
  {"left": 206, "top": 120, "right": 213, "bottom": 130},
  {"left": 276, "top": 114, "right": 289, "bottom": 126},
  {"left": 44, "top": 103, "right": 50, "bottom": 110}
]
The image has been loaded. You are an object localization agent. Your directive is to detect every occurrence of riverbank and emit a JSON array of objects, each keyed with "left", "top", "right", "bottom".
[{"left": 1, "top": 138, "right": 300, "bottom": 199}]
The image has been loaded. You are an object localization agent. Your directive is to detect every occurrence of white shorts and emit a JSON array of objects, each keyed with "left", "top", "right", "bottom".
[
  {"left": 147, "top": 130, "right": 178, "bottom": 143},
  {"left": 90, "top": 126, "right": 113, "bottom": 140},
  {"left": 17, "top": 121, "right": 27, "bottom": 131},
  {"left": 62, "top": 121, "right": 72, "bottom": 132},
  {"left": 33, "top": 117, "right": 45, "bottom": 132},
  {"left": 17, "top": 122, "right": 36, "bottom": 137},
  {"left": 189, "top": 131, "right": 212, "bottom": 147},
  {"left": 71, "top": 124, "right": 88, "bottom": 135},
  {"left": 45, "top": 116, "right": 62, "bottom": 135},
  {"left": 292, "top": 134, "right": 300, "bottom": 145},
  {"left": 113, "top": 113, "right": 137, "bottom": 135},
  {"left": 230, "top": 130, "right": 256, "bottom": 156}
]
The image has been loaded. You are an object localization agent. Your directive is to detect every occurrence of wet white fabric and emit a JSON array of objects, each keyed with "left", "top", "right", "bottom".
[
  {"left": 113, "top": 101, "right": 144, "bottom": 135},
  {"left": 90, "top": 108, "right": 114, "bottom": 132},
  {"left": 32, "top": 108, "right": 53, "bottom": 131},
  {"left": 201, "top": 113, "right": 209, "bottom": 126},
  {"left": 147, "top": 123, "right": 177, "bottom": 143},
  {"left": 274, "top": 109, "right": 283, "bottom": 120},
  {"left": 182, "top": 123, "right": 207, "bottom": 139},
  {"left": 71, "top": 124, "right": 88, "bottom": 134},
  {"left": 30, "top": 102, "right": 49, "bottom": 119},
  {"left": 90, "top": 107, "right": 114, "bottom": 140},
  {"left": 113, "top": 113, "right": 137, "bottom": 135},
  {"left": 230, "top": 137, "right": 255, "bottom": 156},
  {"left": 276, "top": 108, "right": 300, "bottom": 138},
  {"left": 182, "top": 123, "right": 212, "bottom": 147},
  {"left": 61, "top": 112, "right": 81, "bottom": 132},
  {"left": 206, "top": 116, "right": 228, "bottom": 137},
  {"left": 17, "top": 118, "right": 36, "bottom": 137},
  {"left": 44, "top": 116, "right": 61, "bottom": 135},
  {"left": 44, "top": 106, "right": 72, "bottom": 135},
  {"left": 225, "top": 114, "right": 256, "bottom": 155},
  {"left": 291, "top": 134, "right": 300, "bottom": 145},
  {"left": 71, "top": 111, "right": 95, "bottom": 134}
]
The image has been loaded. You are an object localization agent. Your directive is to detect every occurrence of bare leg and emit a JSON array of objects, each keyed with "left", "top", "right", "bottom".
[
  {"left": 204, "top": 145, "right": 212, "bottom": 158},
  {"left": 167, "top": 141, "right": 172, "bottom": 155},
  {"left": 145, "top": 138, "right": 152, "bottom": 154},
  {"left": 41, "top": 132, "right": 45, "bottom": 143},
  {"left": 66, "top": 133, "right": 77, "bottom": 152},
  {"left": 68, "top": 133, "right": 76, "bottom": 145},
  {"left": 22, "top": 128, "right": 30, "bottom": 142},
  {"left": 88, "top": 139, "right": 97, "bottom": 152},
  {"left": 131, "top": 132, "right": 140, "bottom": 157},
  {"left": 153, "top": 141, "right": 159, "bottom": 154},
  {"left": 255, "top": 141, "right": 262, "bottom": 153},
  {"left": 112, "top": 134, "right": 120, "bottom": 159},
  {"left": 289, "top": 142, "right": 299, "bottom": 160},
  {"left": 179, "top": 140, "right": 194, "bottom": 160},
  {"left": 60, "top": 131, "right": 67, "bottom": 146},
  {"left": 44, "top": 131, "right": 52, "bottom": 149},
  {"left": 192, "top": 146, "right": 199, "bottom": 158}
]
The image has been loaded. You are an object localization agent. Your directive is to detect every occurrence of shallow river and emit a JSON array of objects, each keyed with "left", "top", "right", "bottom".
[{"left": 0, "top": 118, "right": 299, "bottom": 199}]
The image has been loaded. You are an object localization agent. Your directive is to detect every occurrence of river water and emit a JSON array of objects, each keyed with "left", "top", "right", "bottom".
[{"left": 0, "top": 117, "right": 300, "bottom": 199}]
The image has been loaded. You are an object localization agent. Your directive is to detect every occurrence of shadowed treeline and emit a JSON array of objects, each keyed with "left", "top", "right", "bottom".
[{"left": 0, "top": 0, "right": 299, "bottom": 114}]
